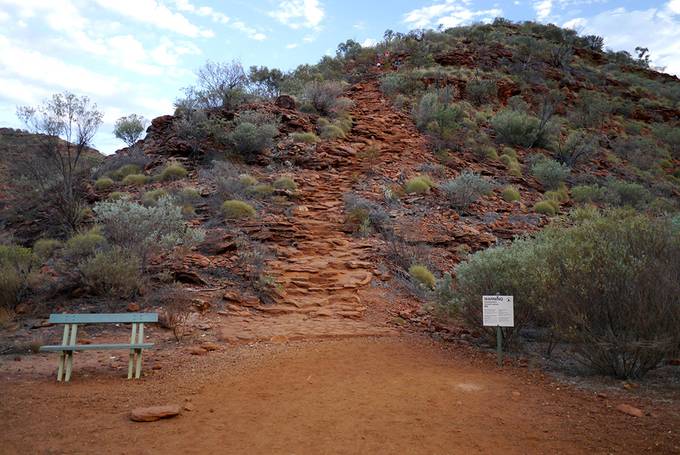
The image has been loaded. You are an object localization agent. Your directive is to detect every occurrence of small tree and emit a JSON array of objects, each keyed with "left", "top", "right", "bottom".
[
  {"left": 113, "top": 114, "right": 148, "bottom": 147},
  {"left": 16, "top": 92, "right": 103, "bottom": 233},
  {"left": 192, "top": 60, "right": 248, "bottom": 109}
]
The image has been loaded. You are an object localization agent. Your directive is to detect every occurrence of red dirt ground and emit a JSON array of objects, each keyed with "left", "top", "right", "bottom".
[{"left": 1, "top": 335, "right": 679, "bottom": 454}]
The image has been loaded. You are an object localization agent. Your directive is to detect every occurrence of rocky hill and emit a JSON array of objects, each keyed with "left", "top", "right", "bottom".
[{"left": 2, "top": 19, "right": 680, "bottom": 367}]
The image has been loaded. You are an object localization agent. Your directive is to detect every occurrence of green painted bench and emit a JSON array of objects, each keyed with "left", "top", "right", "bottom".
[{"left": 39, "top": 313, "right": 158, "bottom": 382}]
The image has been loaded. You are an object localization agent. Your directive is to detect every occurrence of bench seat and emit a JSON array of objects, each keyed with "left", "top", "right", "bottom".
[{"left": 40, "top": 343, "right": 154, "bottom": 352}]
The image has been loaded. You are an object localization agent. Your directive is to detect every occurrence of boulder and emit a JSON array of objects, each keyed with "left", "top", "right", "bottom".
[
  {"left": 616, "top": 404, "right": 644, "bottom": 418},
  {"left": 130, "top": 405, "right": 181, "bottom": 422}
]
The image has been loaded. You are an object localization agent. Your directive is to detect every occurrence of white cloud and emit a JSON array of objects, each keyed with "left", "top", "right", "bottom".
[
  {"left": 403, "top": 1, "right": 502, "bottom": 29},
  {"left": 94, "top": 0, "right": 213, "bottom": 38},
  {"left": 0, "top": 11, "right": 8, "bottom": 22},
  {"left": 562, "top": 17, "right": 586, "bottom": 29},
  {"left": 668, "top": 0, "right": 680, "bottom": 14},
  {"left": 361, "top": 38, "right": 377, "bottom": 47},
  {"left": 270, "top": 0, "right": 325, "bottom": 30},
  {"left": 286, "top": 43, "right": 299, "bottom": 49},
  {"left": 231, "top": 20, "right": 267, "bottom": 41},
  {"left": 534, "top": 0, "right": 553, "bottom": 21},
  {"left": 572, "top": 6, "right": 680, "bottom": 75}
]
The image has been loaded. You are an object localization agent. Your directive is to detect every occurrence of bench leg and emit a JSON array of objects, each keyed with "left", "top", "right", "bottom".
[
  {"left": 57, "top": 324, "right": 71, "bottom": 382},
  {"left": 134, "top": 324, "right": 144, "bottom": 379},
  {"left": 128, "top": 323, "right": 137, "bottom": 379},
  {"left": 135, "top": 349, "right": 143, "bottom": 379},
  {"left": 57, "top": 352, "right": 66, "bottom": 382},
  {"left": 64, "top": 352, "right": 74, "bottom": 382}
]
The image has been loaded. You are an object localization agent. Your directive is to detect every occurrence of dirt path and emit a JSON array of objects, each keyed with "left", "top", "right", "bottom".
[
  {"left": 216, "top": 78, "right": 430, "bottom": 343},
  {"left": 2, "top": 336, "right": 678, "bottom": 454}
]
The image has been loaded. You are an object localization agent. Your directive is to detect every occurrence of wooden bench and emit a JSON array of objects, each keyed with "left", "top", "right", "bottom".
[{"left": 39, "top": 313, "right": 158, "bottom": 382}]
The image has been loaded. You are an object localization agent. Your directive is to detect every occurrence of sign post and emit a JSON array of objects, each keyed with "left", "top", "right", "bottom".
[{"left": 482, "top": 295, "right": 514, "bottom": 367}]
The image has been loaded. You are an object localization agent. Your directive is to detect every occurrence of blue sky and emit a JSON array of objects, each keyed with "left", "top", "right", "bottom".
[{"left": 1, "top": 0, "right": 679, "bottom": 154}]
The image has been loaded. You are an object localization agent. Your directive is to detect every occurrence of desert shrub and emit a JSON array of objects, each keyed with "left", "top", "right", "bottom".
[
  {"left": 113, "top": 114, "right": 148, "bottom": 147},
  {"left": 33, "top": 239, "right": 62, "bottom": 260},
  {"left": 302, "top": 80, "right": 346, "bottom": 116},
  {"left": 499, "top": 153, "right": 522, "bottom": 177},
  {"left": 501, "top": 186, "right": 520, "bottom": 202},
  {"left": 111, "top": 164, "right": 141, "bottom": 181},
  {"left": 572, "top": 184, "right": 606, "bottom": 204},
  {"left": 178, "top": 187, "right": 201, "bottom": 201},
  {"left": 414, "top": 91, "right": 468, "bottom": 140},
  {"left": 247, "top": 184, "right": 274, "bottom": 198},
  {"left": 542, "top": 212, "right": 680, "bottom": 378},
  {"left": 159, "top": 163, "right": 187, "bottom": 181},
  {"left": 0, "top": 245, "right": 37, "bottom": 309},
  {"left": 492, "top": 109, "right": 539, "bottom": 147},
  {"left": 121, "top": 173, "right": 149, "bottom": 186},
  {"left": 153, "top": 284, "right": 192, "bottom": 341},
  {"left": 142, "top": 189, "right": 169, "bottom": 206},
  {"left": 466, "top": 79, "right": 497, "bottom": 105},
  {"left": 94, "top": 197, "right": 205, "bottom": 267},
  {"left": 531, "top": 158, "right": 570, "bottom": 190},
  {"left": 273, "top": 176, "right": 297, "bottom": 191},
  {"left": 440, "top": 171, "right": 494, "bottom": 209},
  {"left": 64, "top": 229, "right": 107, "bottom": 259},
  {"left": 653, "top": 123, "right": 680, "bottom": 157},
  {"left": 229, "top": 122, "right": 278, "bottom": 161},
  {"left": 409, "top": 264, "right": 436, "bottom": 289},
  {"left": 552, "top": 131, "right": 598, "bottom": 167},
  {"left": 222, "top": 200, "right": 256, "bottom": 219},
  {"left": 604, "top": 179, "right": 651, "bottom": 208},
  {"left": 491, "top": 109, "right": 553, "bottom": 148},
  {"left": 290, "top": 132, "right": 319, "bottom": 143},
  {"left": 79, "top": 247, "right": 142, "bottom": 298},
  {"left": 108, "top": 191, "right": 129, "bottom": 201},
  {"left": 534, "top": 200, "right": 557, "bottom": 216},
  {"left": 343, "top": 193, "right": 390, "bottom": 235},
  {"left": 404, "top": 175, "right": 434, "bottom": 194},
  {"left": 239, "top": 174, "right": 258, "bottom": 187},
  {"left": 94, "top": 177, "right": 114, "bottom": 191},
  {"left": 572, "top": 90, "right": 611, "bottom": 128},
  {"left": 472, "top": 144, "right": 498, "bottom": 160},
  {"left": 319, "top": 123, "right": 346, "bottom": 140},
  {"left": 612, "top": 136, "right": 667, "bottom": 171},
  {"left": 452, "top": 236, "right": 551, "bottom": 347},
  {"left": 380, "top": 72, "right": 423, "bottom": 98}
]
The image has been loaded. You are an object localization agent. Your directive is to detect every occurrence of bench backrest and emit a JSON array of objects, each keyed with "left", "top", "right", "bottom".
[{"left": 48, "top": 313, "right": 158, "bottom": 324}]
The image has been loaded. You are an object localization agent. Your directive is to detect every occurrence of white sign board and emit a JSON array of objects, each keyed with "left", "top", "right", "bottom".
[{"left": 482, "top": 295, "right": 514, "bottom": 327}]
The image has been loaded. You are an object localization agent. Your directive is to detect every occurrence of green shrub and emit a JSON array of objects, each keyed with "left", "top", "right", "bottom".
[
  {"left": 534, "top": 200, "right": 557, "bottom": 216},
  {"left": 33, "top": 239, "right": 62, "bottom": 260},
  {"left": 501, "top": 186, "right": 520, "bottom": 202},
  {"left": 466, "top": 79, "right": 497, "bottom": 105},
  {"left": 247, "top": 184, "right": 274, "bottom": 198},
  {"left": 64, "top": 229, "right": 107, "bottom": 259},
  {"left": 111, "top": 164, "right": 141, "bottom": 181},
  {"left": 343, "top": 193, "right": 390, "bottom": 235},
  {"left": 572, "top": 184, "right": 605, "bottom": 203},
  {"left": 604, "top": 179, "right": 651, "bottom": 208},
  {"left": 108, "top": 191, "right": 129, "bottom": 201},
  {"left": 491, "top": 109, "right": 551, "bottom": 148},
  {"left": 222, "top": 200, "right": 256, "bottom": 219},
  {"left": 531, "top": 158, "right": 570, "bottom": 190},
  {"left": 440, "top": 171, "right": 494, "bottom": 209},
  {"left": 178, "top": 187, "right": 201, "bottom": 201},
  {"left": 159, "top": 163, "right": 188, "bottom": 181},
  {"left": 239, "top": 174, "right": 258, "bottom": 186},
  {"left": 291, "top": 132, "right": 319, "bottom": 143},
  {"left": 94, "top": 177, "right": 114, "bottom": 190},
  {"left": 473, "top": 144, "right": 498, "bottom": 160},
  {"left": 409, "top": 264, "right": 436, "bottom": 289},
  {"left": 273, "top": 176, "right": 297, "bottom": 191},
  {"left": 319, "top": 123, "right": 346, "bottom": 140},
  {"left": 79, "top": 248, "right": 142, "bottom": 298},
  {"left": 93, "top": 197, "right": 204, "bottom": 267},
  {"left": 544, "top": 184, "right": 569, "bottom": 203},
  {"left": 404, "top": 175, "right": 433, "bottom": 194},
  {"left": 229, "top": 122, "right": 278, "bottom": 160},
  {"left": 0, "top": 245, "right": 36, "bottom": 309},
  {"left": 612, "top": 136, "right": 667, "bottom": 171},
  {"left": 121, "top": 174, "right": 149, "bottom": 186},
  {"left": 142, "top": 189, "right": 169, "bottom": 206},
  {"left": 653, "top": 123, "right": 680, "bottom": 157},
  {"left": 455, "top": 210, "right": 680, "bottom": 376}
]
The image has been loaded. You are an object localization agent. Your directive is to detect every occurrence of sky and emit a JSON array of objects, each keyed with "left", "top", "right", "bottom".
[{"left": 1, "top": 0, "right": 679, "bottom": 154}]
